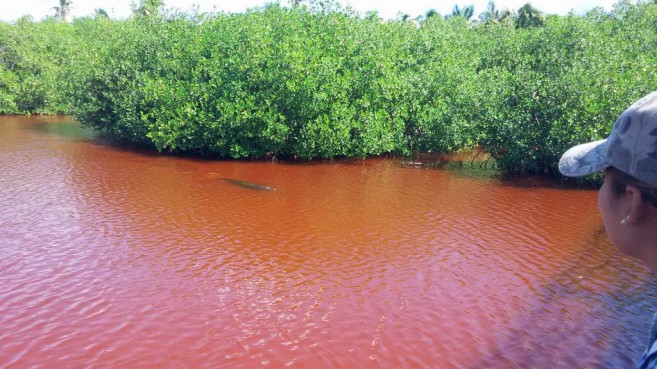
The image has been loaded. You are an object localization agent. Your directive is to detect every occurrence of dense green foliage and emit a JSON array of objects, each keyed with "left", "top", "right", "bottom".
[
  {"left": 2, "top": 1, "right": 657, "bottom": 175},
  {"left": 0, "top": 17, "right": 75, "bottom": 114}
]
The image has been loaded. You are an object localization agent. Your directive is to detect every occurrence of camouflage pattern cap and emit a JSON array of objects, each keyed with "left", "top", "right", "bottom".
[{"left": 559, "top": 90, "right": 657, "bottom": 185}]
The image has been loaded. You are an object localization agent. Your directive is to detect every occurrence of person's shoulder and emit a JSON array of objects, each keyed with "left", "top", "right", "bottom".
[
  {"left": 639, "top": 358, "right": 657, "bottom": 369},
  {"left": 637, "top": 339, "right": 657, "bottom": 369}
]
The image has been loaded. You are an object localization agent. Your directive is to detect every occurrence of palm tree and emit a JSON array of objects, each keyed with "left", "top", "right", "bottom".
[
  {"left": 447, "top": 4, "right": 475, "bottom": 21},
  {"left": 479, "top": 1, "right": 512, "bottom": 24},
  {"left": 94, "top": 8, "right": 109, "bottom": 18},
  {"left": 425, "top": 9, "right": 439, "bottom": 19},
  {"left": 53, "top": 0, "right": 73, "bottom": 22},
  {"left": 133, "top": 0, "right": 165, "bottom": 17},
  {"left": 515, "top": 3, "right": 543, "bottom": 28}
]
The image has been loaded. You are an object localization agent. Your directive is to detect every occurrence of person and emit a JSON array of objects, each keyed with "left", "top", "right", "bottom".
[{"left": 559, "top": 90, "right": 657, "bottom": 369}]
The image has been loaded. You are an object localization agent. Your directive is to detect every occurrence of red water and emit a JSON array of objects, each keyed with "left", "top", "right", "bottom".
[{"left": 1, "top": 116, "right": 655, "bottom": 368}]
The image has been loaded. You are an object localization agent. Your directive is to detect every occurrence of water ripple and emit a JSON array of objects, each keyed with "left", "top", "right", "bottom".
[{"left": 0, "top": 118, "right": 654, "bottom": 368}]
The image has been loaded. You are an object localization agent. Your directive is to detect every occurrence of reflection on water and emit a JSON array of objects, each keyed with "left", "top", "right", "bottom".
[
  {"left": 1, "top": 116, "right": 656, "bottom": 368},
  {"left": 29, "top": 119, "right": 97, "bottom": 140}
]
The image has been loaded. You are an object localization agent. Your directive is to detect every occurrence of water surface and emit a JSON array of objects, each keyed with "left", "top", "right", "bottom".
[{"left": 1, "top": 116, "right": 655, "bottom": 368}]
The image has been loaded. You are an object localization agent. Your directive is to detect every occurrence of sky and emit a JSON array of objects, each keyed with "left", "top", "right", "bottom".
[{"left": 2, "top": 0, "right": 619, "bottom": 23}]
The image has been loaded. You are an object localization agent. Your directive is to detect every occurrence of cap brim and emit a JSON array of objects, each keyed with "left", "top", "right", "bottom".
[{"left": 558, "top": 139, "right": 609, "bottom": 177}]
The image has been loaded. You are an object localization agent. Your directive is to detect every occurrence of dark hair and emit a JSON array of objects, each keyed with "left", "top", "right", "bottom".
[{"left": 605, "top": 166, "right": 657, "bottom": 206}]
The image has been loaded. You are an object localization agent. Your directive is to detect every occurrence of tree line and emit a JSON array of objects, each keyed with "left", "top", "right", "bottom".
[
  {"left": 46, "top": 0, "right": 544, "bottom": 26},
  {"left": 412, "top": 1, "right": 543, "bottom": 29},
  {"left": 1, "top": 0, "right": 657, "bottom": 177}
]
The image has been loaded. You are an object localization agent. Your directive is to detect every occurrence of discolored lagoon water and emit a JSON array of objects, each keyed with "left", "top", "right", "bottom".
[{"left": 1, "top": 115, "right": 656, "bottom": 368}]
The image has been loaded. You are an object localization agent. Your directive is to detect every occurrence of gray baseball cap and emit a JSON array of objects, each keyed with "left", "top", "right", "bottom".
[{"left": 559, "top": 90, "right": 657, "bottom": 185}]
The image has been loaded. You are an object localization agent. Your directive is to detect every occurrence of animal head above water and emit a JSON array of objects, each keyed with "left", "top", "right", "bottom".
[{"left": 221, "top": 178, "right": 276, "bottom": 191}]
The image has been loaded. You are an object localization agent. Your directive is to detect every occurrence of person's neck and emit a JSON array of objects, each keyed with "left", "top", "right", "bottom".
[{"left": 637, "top": 217, "right": 657, "bottom": 274}]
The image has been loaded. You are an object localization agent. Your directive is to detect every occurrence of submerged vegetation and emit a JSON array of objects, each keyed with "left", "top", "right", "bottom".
[{"left": 1, "top": 0, "right": 657, "bottom": 175}]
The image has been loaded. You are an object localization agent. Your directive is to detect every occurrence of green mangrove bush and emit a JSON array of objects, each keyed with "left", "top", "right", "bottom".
[
  {"left": 2, "top": 0, "right": 657, "bottom": 175},
  {"left": 0, "top": 17, "right": 77, "bottom": 114}
]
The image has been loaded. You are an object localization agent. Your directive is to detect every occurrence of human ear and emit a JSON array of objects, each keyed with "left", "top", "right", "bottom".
[{"left": 624, "top": 185, "right": 647, "bottom": 225}]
